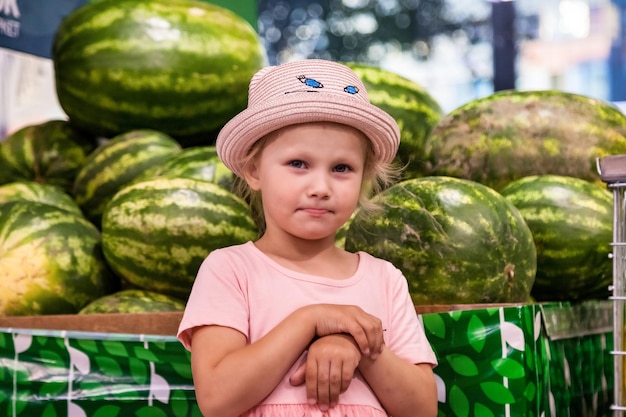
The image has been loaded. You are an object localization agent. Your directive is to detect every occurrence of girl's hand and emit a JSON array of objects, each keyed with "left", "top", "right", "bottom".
[
  {"left": 289, "top": 334, "right": 361, "bottom": 410},
  {"left": 306, "top": 304, "right": 384, "bottom": 359}
]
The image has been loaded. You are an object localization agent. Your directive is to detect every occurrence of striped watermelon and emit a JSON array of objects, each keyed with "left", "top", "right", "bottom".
[
  {"left": 0, "top": 201, "right": 115, "bottom": 315},
  {"left": 424, "top": 90, "right": 626, "bottom": 190},
  {"left": 101, "top": 178, "right": 258, "bottom": 299},
  {"left": 345, "top": 176, "right": 537, "bottom": 304},
  {"left": 52, "top": 0, "right": 268, "bottom": 144},
  {"left": 0, "top": 120, "right": 96, "bottom": 192},
  {"left": 346, "top": 62, "right": 443, "bottom": 180},
  {"left": 500, "top": 175, "right": 613, "bottom": 301},
  {"left": 79, "top": 289, "right": 185, "bottom": 314},
  {"left": 140, "top": 146, "right": 234, "bottom": 190},
  {"left": 72, "top": 129, "right": 182, "bottom": 226},
  {"left": 0, "top": 181, "right": 82, "bottom": 215}
]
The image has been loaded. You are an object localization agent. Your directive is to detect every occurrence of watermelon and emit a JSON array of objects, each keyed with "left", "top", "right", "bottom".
[
  {"left": 52, "top": 0, "right": 268, "bottom": 144},
  {"left": 78, "top": 289, "right": 185, "bottom": 314},
  {"left": 345, "top": 176, "right": 537, "bottom": 304},
  {"left": 72, "top": 129, "right": 182, "bottom": 226},
  {"left": 0, "top": 120, "right": 96, "bottom": 192},
  {"left": 0, "top": 181, "right": 82, "bottom": 215},
  {"left": 0, "top": 201, "right": 116, "bottom": 315},
  {"left": 424, "top": 90, "right": 626, "bottom": 190},
  {"left": 345, "top": 62, "right": 443, "bottom": 180},
  {"left": 101, "top": 177, "right": 258, "bottom": 299},
  {"left": 500, "top": 175, "right": 613, "bottom": 301},
  {"left": 138, "top": 146, "right": 234, "bottom": 190}
]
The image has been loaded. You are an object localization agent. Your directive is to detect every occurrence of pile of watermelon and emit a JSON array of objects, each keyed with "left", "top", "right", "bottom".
[{"left": 0, "top": 0, "right": 623, "bottom": 317}]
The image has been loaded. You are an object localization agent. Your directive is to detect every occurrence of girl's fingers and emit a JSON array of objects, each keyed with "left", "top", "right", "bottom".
[
  {"left": 305, "top": 358, "right": 319, "bottom": 406},
  {"left": 354, "top": 315, "right": 384, "bottom": 358},
  {"left": 312, "top": 304, "right": 384, "bottom": 358},
  {"left": 288, "top": 362, "right": 306, "bottom": 386}
]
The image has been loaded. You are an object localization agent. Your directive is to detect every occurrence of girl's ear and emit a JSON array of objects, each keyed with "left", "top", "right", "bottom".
[{"left": 243, "top": 160, "right": 262, "bottom": 191}]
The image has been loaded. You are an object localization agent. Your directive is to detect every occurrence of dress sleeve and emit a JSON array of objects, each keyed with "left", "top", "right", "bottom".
[
  {"left": 385, "top": 264, "right": 438, "bottom": 366},
  {"left": 177, "top": 249, "right": 250, "bottom": 350}
]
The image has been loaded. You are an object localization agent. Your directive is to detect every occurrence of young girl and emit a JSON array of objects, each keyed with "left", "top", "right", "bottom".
[{"left": 177, "top": 59, "right": 438, "bottom": 417}]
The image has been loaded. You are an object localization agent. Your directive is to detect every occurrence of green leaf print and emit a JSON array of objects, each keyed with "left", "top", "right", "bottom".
[
  {"left": 128, "top": 357, "right": 149, "bottom": 385},
  {"left": 41, "top": 402, "right": 57, "bottom": 417},
  {"left": 76, "top": 338, "right": 99, "bottom": 354},
  {"left": 479, "top": 381, "right": 515, "bottom": 404},
  {"left": 523, "top": 381, "right": 536, "bottom": 402},
  {"left": 0, "top": 333, "right": 9, "bottom": 349},
  {"left": 93, "top": 404, "right": 122, "bottom": 417},
  {"left": 94, "top": 355, "right": 123, "bottom": 377},
  {"left": 449, "top": 384, "right": 470, "bottom": 417},
  {"left": 133, "top": 346, "right": 161, "bottom": 363},
  {"left": 111, "top": 384, "right": 143, "bottom": 402},
  {"left": 484, "top": 307, "right": 500, "bottom": 317},
  {"left": 474, "top": 402, "right": 495, "bottom": 417},
  {"left": 171, "top": 389, "right": 190, "bottom": 417},
  {"left": 9, "top": 397, "right": 27, "bottom": 416},
  {"left": 491, "top": 357, "right": 525, "bottom": 379},
  {"left": 449, "top": 310, "right": 464, "bottom": 321},
  {"left": 38, "top": 349, "right": 66, "bottom": 369},
  {"left": 38, "top": 379, "right": 68, "bottom": 398},
  {"left": 423, "top": 313, "right": 446, "bottom": 339},
  {"left": 0, "top": 364, "right": 7, "bottom": 383},
  {"left": 446, "top": 353, "right": 479, "bottom": 377},
  {"left": 467, "top": 315, "right": 487, "bottom": 353},
  {"left": 103, "top": 341, "right": 129, "bottom": 357},
  {"left": 171, "top": 360, "right": 193, "bottom": 380},
  {"left": 136, "top": 405, "right": 168, "bottom": 417}
]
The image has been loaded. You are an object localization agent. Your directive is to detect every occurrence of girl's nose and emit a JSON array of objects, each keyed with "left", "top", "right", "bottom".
[{"left": 306, "top": 172, "right": 331, "bottom": 198}]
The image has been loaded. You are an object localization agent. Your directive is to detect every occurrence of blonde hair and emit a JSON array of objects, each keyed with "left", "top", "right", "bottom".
[{"left": 232, "top": 125, "right": 402, "bottom": 234}]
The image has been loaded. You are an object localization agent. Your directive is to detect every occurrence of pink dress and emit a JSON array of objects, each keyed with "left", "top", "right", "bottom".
[{"left": 178, "top": 242, "right": 437, "bottom": 417}]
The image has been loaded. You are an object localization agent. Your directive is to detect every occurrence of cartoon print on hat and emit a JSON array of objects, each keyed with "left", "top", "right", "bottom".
[
  {"left": 216, "top": 59, "right": 400, "bottom": 178},
  {"left": 293, "top": 74, "right": 360, "bottom": 97},
  {"left": 297, "top": 75, "right": 324, "bottom": 88}
]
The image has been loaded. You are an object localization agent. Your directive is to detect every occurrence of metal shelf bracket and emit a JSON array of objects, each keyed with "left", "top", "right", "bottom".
[{"left": 598, "top": 154, "right": 626, "bottom": 417}]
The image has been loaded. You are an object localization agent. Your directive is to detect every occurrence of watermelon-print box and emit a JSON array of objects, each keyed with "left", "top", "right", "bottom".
[{"left": 0, "top": 301, "right": 613, "bottom": 417}]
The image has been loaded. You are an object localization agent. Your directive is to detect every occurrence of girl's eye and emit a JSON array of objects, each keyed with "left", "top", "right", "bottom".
[
  {"left": 334, "top": 164, "right": 351, "bottom": 173},
  {"left": 288, "top": 160, "right": 305, "bottom": 169}
]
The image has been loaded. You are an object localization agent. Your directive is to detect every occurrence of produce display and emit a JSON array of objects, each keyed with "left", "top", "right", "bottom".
[
  {"left": 0, "top": 201, "right": 116, "bottom": 316},
  {"left": 345, "top": 176, "right": 537, "bottom": 305},
  {"left": 0, "top": 0, "right": 622, "bottom": 317},
  {"left": 101, "top": 177, "right": 258, "bottom": 299},
  {"left": 424, "top": 90, "right": 626, "bottom": 190},
  {"left": 0, "top": 181, "right": 82, "bottom": 215},
  {"left": 0, "top": 120, "right": 97, "bottom": 192},
  {"left": 72, "top": 129, "right": 183, "bottom": 226},
  {"left": 142, "top": 145, "right": 234, "bottom": 190},
  {"left": 79, "top": 289, "right": 186, "bottom": 314},
  {"left": 500, "top": 175, "right": 613, "bottom": 301},
  {"left": 51, "top": 0, "right": 268, "bottom": 145},
  {"left": 345, "top": 62, "right": 444, "bottom": 180}
]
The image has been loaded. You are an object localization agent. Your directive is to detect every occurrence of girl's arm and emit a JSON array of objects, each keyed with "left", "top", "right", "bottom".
[
  {"left": 358, "top": 346, "right": 438, "bottom": 417},
  {"left": 190, "top": 304, "right": 385, "bottom": 417}
]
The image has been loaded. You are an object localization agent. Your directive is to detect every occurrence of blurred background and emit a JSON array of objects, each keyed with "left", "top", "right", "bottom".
[
  {"left": 1, "top": 0, "right": 625, "bottom": 133},
  {"left": 257, "top": 0, "right": 622, "bottom": 113}
]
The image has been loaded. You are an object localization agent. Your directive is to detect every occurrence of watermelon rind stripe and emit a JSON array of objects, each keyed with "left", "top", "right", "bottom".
[
  {"left": 52, "top": 0, "right": 267, "bottom": 139},
  {"left": 345, "top": 176, "right": 536, "bottom": 304},
  {"left": 101, "top": 178, "right": 258, "bottom": 298},
  {"left": 0, "top": 201, "right": 112, "bottom": 315}
]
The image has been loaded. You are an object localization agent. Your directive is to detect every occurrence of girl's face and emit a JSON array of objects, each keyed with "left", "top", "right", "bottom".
[{"left": 244, "top": 122, "right": 368, "bottom": 242}]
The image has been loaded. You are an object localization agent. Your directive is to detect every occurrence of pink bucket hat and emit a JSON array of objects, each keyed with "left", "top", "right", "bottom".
[{"left": 216, "top": 59, "right": 400, "bottom": 178}]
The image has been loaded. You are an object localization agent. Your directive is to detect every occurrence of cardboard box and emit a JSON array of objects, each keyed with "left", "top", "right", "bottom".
[
  {"left": 423, "top": 300, "right": 613, "bottom": 417},
  {"left": 0, "top": 305, "right": 518, "bottom": 336},
  {"left": 0, "top": 311, "right": 184, "bottom": 335},
  {"left": 0, "top": 301, "right": 613, "bottom": 417}
]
